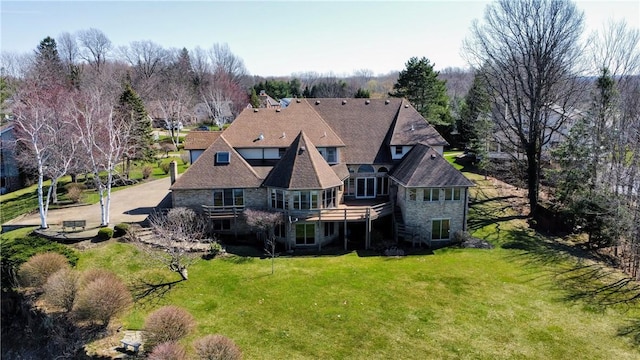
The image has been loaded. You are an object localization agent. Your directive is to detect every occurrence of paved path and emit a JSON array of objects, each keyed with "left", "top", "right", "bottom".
[{"left": 2, "top": 177, "right": 173, "bottom": 237}]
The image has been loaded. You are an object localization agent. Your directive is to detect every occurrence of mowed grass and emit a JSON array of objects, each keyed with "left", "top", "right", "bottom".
[{"left": 73, "top": 169, "right": 640, "bottom": 360}]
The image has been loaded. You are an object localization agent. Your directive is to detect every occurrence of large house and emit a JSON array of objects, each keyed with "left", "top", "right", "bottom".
[{"left": 171, "top": 98, "right": 473, "bottom": 250}]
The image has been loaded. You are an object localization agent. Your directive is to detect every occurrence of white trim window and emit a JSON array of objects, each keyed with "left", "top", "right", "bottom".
[
  {"left": 270, "top": 189, "right": 286, "bottom": 209},
  {"left": 296, "top": 223, "right": 315, "bottom": 245},
  {"left": 407, "top": 189, "right": 416, "bottom": 201},
  {"left": 292, "top": 191, "right": 319, "bottom": 210}
]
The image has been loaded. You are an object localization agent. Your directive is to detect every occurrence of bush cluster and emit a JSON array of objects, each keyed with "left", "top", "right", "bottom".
[
  {"left": 144, "top": 306, "right": 195, "bottom": 348},
  {"left": 193, "top": 334, "right": 242, "bottom": 360},
  {"left": 73, "top": 270, "right": 132, "bottom": 326},
  {"left": 97, "top": 227, "right": 114, "bottom": 241},
  {"left": 113, "top": 223, "right": 130, "bottom": 237},
  {"left": 148, "top": 342, "right": 186, "bottom": 360},
  {"left": 17, "top": 252, "right": 70, "bottom": 288}
]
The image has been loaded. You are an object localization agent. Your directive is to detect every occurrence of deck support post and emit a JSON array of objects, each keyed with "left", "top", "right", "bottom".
[{"left": 343, "top": 209, "right": 348, "bottom": 251}]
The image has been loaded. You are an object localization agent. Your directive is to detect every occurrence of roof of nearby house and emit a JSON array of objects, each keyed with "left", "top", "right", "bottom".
[
  {"left": 171, "top": 136, "right": 263, "bottom": 190},
  {"left": 389, "top": 143, "right": 474, "bottom": 188},
  {"left": 222, "top": 100, "right": 345, "bottom": 148},
  {"left": 263, "top": 131, "right": 343, "bottom": 190},
  {"left": 183, "top": 131, "right": 222, "bottom": 150}
]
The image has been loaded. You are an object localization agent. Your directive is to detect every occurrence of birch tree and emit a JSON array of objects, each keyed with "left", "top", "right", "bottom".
[
  {"left": 12, "top": 80, "right": 77, "bottom": 228},
  {"left": 72, "top": 83, "right": 131, "bottom": 226}
]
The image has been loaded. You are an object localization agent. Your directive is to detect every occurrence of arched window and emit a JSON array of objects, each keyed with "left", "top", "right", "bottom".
[
  {"left": 357, "top": 164, "right": 375, "bottom": 173},
  {"left": 378, "top": 167, "right": 388, "bottom": 173}
]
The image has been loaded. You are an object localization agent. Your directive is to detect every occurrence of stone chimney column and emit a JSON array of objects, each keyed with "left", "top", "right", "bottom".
[{"left": 169, "top": 161, "right": 178, "bottom": 184}]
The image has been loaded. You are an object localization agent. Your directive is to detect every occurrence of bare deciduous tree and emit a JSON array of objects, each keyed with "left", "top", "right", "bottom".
[
  {"left": 78, "top": 28, "right": 112, "bottom": 73},
  {"left": 143, "top": 207, "right": 212, "bottom": 280},
  {"left": 72, "top": 82, "right": 131, "bottom": 226},
  {"left": 244, "top": 208, "right": 283, "bottom": 274},
  {"left": 12, "top": 79, "right": 78, "bottom": 228},
  {"left": 209, "top": 42, "right": 248, "bottom": 83},
  {"left": 464, "top": 0, "right": 585, "bottom": 215}
]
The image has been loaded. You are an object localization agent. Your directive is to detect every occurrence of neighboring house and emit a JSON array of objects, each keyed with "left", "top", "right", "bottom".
[
  {"left": 193, "top": 101, "right": 235, "bottom": 126},
  {"left": 258, "top": 90, "right": 281, "bottom": 109},
  {"left": 171, "top": 98, "right": 473, "bottom": 250},
  {"left": 0, "top": 124, "right": 23, "bottom": 194},
  {"left": 487, "top": 104, "right": 584, "bottom": 161},
  {"left": 183, "top": 131, "right": 222, "bottom": 164}
]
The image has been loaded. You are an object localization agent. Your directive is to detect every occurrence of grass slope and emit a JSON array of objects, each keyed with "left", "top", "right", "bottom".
[{"left": 71, "top": 171, "right": 639, "bottom": 359}]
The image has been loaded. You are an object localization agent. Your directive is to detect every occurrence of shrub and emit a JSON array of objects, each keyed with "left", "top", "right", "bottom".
[
  {"left": 144, "top": 306, "right": 195, "bottom": 348},
  {"left": 17, "top": 252, "right": 70, "bottom": 288},
  {"left": 78, "top": 268, "right": 120, "bottom": 288},
  {"left": 96, "top": 227, "right": 114, "bottom": 241},
  {"left": 180, "top": 151, "right": 190, "bottom": 165},
  {"left": 73, "top": 272, "right": 132, "bottom": 326},
  {"left": 142, "top": 165, "right": 154, "bottom": 179},
  {"left": 148, "top": 342, "right": 186, "bottom": 360},
  {"left": 1, "top": 235, "right": 78, "bottom": 287},
  {"left": 193, "top": 334, "right": 242, "bottom": 360},
  {"left": 113, "top": 223, "right": 130, "bottom": 238},
  {"left": 160, "top": 161, "right": 171, "bottom": 174},
  {"left": 209, "top": 242, "right": 225, "bottom": 257},
  {"left": 43, "top": 268, "right": 78, "bottom": 312},
  {"left": 65, "top": 184, "right": 85, "bottom": 203}
]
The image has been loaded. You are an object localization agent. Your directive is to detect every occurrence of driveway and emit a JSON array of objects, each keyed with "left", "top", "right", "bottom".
[{"left": 3, "top": 177, "right": 173, "bottom": 231}]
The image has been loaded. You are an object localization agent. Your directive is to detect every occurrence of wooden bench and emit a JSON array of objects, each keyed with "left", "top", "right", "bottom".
[
  {"left": 62, "top": 220, "right": 86, "bottom": 232},
  {"left": 120, "top": 339, "right": 142, "bottom": 353}
]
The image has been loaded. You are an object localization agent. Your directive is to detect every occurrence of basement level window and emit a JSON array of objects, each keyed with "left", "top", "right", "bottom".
[{"left": 216, "top": 151, "right": 230, "bottom": 164}]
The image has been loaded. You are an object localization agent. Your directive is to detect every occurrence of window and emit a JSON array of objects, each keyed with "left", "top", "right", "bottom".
[
  {"left": 325, "top": 148, "right": 337, "bottom": 163},
  {"left": 213, "top": 189, "right": 244, "bottom": 208},
  {"left": 395, "top": 146, "right": 403, "bottom": 155},
  {"left": 357, "top": 164, "right": 374, "bottom": 173},
  {"left": 408, "top": 189, "right": 416, "bottom": 201},
  {"left": 270, "top": 189, "right": 285, "bottom": 209},
  {"left": 322, "top": 188, "right": 337, "bottom": 208},
  {"left": 423, "top": 188, "right": 440, "bottom": 202},
  {"left": 377, "top": 168, "right": 389, "bottom": 195},
  {"left": 324, "top": 222, "right": 335, "bottom": 237},
  {"left": 292, "top": 191, "right": 319, "bottom": 210},
  {"left": 444, "top": 188, "right": 461, "bottom": 201},
  {"left": 345, "top": 178, "right": 355, "bottom": 196},
  {"left": 278, "top": 148, "right": 287, "bottom": 158},
  {"left": 296, "top": 223, "right": 315, "bottom": 245},
  {"left": 432, "top": 219, "right": 450, "bottom": 240},
  {"left": 212, "top": 219, "right": 231, "bottom": 231},
  {"left": 216, "top": 151, "right": 230, "bottom": 164},
  {"left": 274, "top": 223, "right": 286, "bottom": 238}
]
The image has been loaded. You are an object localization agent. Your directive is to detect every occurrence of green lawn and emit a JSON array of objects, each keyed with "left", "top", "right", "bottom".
[
  {"left": 5, "top": 167, "right": 638, "bottom": 359},
  {"left": 69, "top": 172, "right": 640, "bottom": 359}
]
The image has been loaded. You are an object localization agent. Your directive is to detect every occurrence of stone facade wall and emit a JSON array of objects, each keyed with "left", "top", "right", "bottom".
[{"left": 396, "top": 185, "right": 469, "bottom": 241}]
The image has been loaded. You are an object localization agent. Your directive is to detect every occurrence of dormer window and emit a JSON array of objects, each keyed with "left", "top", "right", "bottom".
[{"left": 216, "top": 151, "right": 230, "bottom": 164}]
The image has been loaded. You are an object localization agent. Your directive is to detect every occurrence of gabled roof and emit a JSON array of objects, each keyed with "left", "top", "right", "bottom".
[
  {"left": 222, "top": 100, "right": 345, "bottom": 148},
  {"left": 389, "top": 143, "right": 474, "bottom": 188},
  {"left": 262, "top": 131, "right": 343, "bottom": 190},
  {"left": 171, "top": 136, "right": 262, "bottom": 190},
  {"left": 390, "top": 100, "right": 448, "bottom": 146},
  {"left": 183, "top": 131, "right": 222, "bottom": 150}
]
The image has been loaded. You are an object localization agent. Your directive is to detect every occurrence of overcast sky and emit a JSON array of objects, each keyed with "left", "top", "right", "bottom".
[{"left": 1, "top": 0, "right": 639, "bottom": 77}]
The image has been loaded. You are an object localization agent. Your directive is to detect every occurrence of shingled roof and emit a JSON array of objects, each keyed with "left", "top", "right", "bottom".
[
  {"left": 389, "top": 143, "right": 474, "bottom": 188},
  {"left": 183, "top": 131, "right": 222, "bottom": 150},
  {"left": 390, "top": 100, "right": 449, "bottom": 147},
  {"left": 311, "top": 98, "right": 399, "bottom": 164},
  {"left": 222, "top": 100, "right": 345, "bottom": 148},
  {"left": 262, "top": 131, "right": 343, "bottom": 190},
  {"left": 170, "top": 136, "right": 262, "bottom": 190}
]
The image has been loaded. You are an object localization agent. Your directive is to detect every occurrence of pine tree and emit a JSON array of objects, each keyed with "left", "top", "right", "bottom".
[
  {"left": 116, "top": 81, "right": 153, "bottom": 177},
  {"left": 390, "top": 57, "right": 452, "bottom": 126},
  {"left": 34, "top": 36, "right": 65, "bottom": 85},
  {"left": 249, "top": 88, "right": 260, "bottom": 108}
]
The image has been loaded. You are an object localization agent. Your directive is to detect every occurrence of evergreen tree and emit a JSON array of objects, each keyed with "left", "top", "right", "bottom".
[
  {"left": 34, "top": 36, "right": 65, "bottom": 85},
  {"left": 249, "top": 88, "right": 260, "bottom": 108},
  {"left": 354, "top": 88, "right": 370, "bottom": 98},
  {"left": 390, "top": 57, "right": 452, "bottom": 126},
  {"left": 457, "top": 72, "right": 490, "bottom": 149},
  {"left": 116, "top": 81, "right": 153, "bottom": 176}
]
